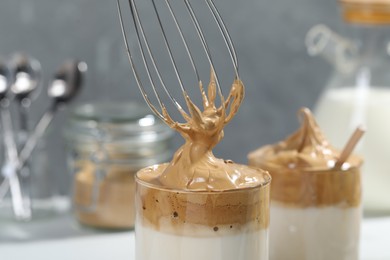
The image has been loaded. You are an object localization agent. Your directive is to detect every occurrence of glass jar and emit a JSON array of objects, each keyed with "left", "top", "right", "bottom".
[
  {"left": 306, "top": 0, "right": 390, "bottom": 215},
  {"left": 64, "top": 102, "right": 173, "bottom": 229},
  {"left": 0, "top": 128, "right": 68, "bottom": 222}
]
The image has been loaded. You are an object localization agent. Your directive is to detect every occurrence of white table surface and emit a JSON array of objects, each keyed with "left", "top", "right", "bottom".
[{"left": 1, "top": 216, "right": 390, "bottom": 260}]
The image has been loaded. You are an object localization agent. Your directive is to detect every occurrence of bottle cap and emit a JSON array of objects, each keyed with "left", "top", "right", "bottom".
[{"left": 340, "top": 0, "right": 390, "bottom": 24}]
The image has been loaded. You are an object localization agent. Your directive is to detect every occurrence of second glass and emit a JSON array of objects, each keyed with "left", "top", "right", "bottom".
[{"left": 252, "top": 162, "right": 362, "bottom": 260}]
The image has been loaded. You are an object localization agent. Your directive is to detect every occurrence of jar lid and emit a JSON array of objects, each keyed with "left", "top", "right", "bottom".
[
  {"left": 64, "top": 102, "right": 174, "bottom": 162},
  {"left": 339, "top": 0, "right": 390, "bottom": 25}
]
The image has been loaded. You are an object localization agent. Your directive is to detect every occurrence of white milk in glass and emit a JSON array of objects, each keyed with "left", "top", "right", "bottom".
[{"left": 315, "top": 86, "right": 390, "bottom": 214}]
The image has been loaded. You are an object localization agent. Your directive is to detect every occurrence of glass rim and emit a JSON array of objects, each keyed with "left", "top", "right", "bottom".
[
  {"left": 258, "top": 162, "right": 361, "bottom": 174},
  {"left": 64, "top": 101, "right": 174, "bottom": 140},
  {"left": 135, "top": 166, "right": 271, "bottom": 195}
]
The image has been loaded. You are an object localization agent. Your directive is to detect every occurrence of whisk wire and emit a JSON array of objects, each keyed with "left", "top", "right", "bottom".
[
  {"left": 205, "top": 0, "right": 239, "bottom": 76},
  {"left": 183, "top": 0, "right": 224, "bottom": 98},
  {"left": 129, "top": 0, "right": 165, "bottom": 110},
  {"left": 132, "top": 0, "right": 191, "bottom": 115},
  {"left": 117, "top": 0, "right": 239, "bottom": 119},
  {"left": 164, "top": 0, "right": 200, "bottom": 84},
  {"left": 151, "top": 0, "right": 187, "bottom": 96},
  {"left": 117, "top": 0, "right": 165, "bottom": 120}
]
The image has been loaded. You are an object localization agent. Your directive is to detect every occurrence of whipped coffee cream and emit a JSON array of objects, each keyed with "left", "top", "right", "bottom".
[
  {"left": 136, "top": 72, "right": 271, "bottom": 260},
  {"left": 141, "top": 73, "right": 263, "bottom": 191},
  {"left": 136, "top": 172, "right": 269, "bottom": 260},
  {"left": 248, "top": 108, "right": 362, "bottom": 260}
]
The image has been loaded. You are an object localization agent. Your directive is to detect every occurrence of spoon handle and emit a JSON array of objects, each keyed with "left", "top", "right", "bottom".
[
  {"left": 18, "top": 104, "right": 57, "bottom": 170},
  {"left": 18, "top": 103, "right": 29, "bottom": 139},
  {"left": 0, "top": 178, "right": 9, "bottom": 200},
  {"left": 0, "top": 104, "right": 58, "bottom": 212},
  {"left": 0, "top": 107, "right": 31, "bottom": 219}
]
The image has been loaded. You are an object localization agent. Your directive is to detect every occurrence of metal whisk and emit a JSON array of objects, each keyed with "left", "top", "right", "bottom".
[{"left": 117, "top": 0, "right": 239, "bottom": 120}]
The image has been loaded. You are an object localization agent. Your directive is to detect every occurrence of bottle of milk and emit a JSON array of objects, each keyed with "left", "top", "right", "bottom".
[{"left": 306, "top": 0, "right": 390, "bottom": 216}]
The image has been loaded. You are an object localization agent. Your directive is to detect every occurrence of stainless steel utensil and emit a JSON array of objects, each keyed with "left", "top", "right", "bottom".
[
  {"left": 117, "top": 0, "right": 239, "bottom": 120},
  {"left": 18, "top": 60, "right": 86, "bottom": 170},
  {"left": 9, "top": 54, "right": 42, "bottom": 216},
  {"left": 10, "top": 53, "right": 41, "bottom": 146},
  {"left": 0, "top": 60, "right": 86, "bottom": 220},
  {"left": 0, "top": 59, "right": 31, "bottom": 220}
]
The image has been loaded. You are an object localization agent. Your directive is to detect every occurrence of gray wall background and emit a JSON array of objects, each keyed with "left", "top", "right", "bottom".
[{"left": 0, "top": 0, "right": 342, "bottom": 194}]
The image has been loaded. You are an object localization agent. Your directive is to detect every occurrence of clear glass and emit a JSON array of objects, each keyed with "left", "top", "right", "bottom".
[
  {"left": 249, "top": 161, "right": 362, "bottom": 260},
  {"left": 65, "top": 102, "right": 173, "bottom": 230},
  {"left": 135, "top": 173, "right": 270, "bottom": 260},
  {"left": 0, "top": 136, "right": 69, "bottom": 221},
  {"left": 307, "top": 22, "right": 390, "bottom": 215}
]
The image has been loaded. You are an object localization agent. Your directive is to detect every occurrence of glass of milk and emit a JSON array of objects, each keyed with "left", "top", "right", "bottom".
[
  {"left": 248, "top": 107, "right": 363, "bottom": 260},
  {"left": 134, "top": 167, "right": 271, "bottom": 260},
  {"left": 306, "top": 0, "right": 390, "bottom": 215},
  {"left": 260, "top": 164, "right": 361, "bottom": 260}
]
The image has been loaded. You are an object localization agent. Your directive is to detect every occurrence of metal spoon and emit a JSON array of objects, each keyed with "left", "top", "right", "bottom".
[
  {"left": 0, "top": 60, "right": 86, "bottom": 218},
  {"left": 0, "top": 62, "right": 9, "bottom": 99},
  {"left": 0, "top": 59, "right": 30, "bottom": 219},
  {"left": 10, "top": 53, "right": 41, "bottom": 146},
  {"left": 9, "top": 54, "right": 41, "bottom": 217},
  {"left": 18, "top": 60, "right": 87, "bottom": 169},
  {"left": 0, "top": 61, "right": 11, "bottom": 201}
]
